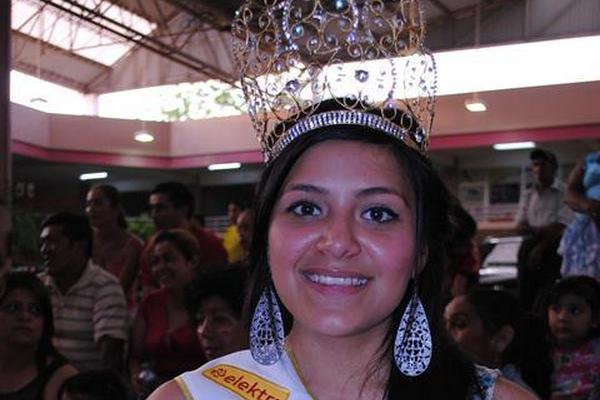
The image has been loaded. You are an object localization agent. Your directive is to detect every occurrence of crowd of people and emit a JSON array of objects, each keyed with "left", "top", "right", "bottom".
[
  {"left": 0, "top": 0, "right": 599, "bottom": 397},
  {"left": 0, "top": 144, "right": 598, "bottom": 400}
]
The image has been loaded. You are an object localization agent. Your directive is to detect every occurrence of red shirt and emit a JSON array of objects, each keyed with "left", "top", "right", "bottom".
[{"left": 139, "top": 289, "right": 205, "bottom": 378}]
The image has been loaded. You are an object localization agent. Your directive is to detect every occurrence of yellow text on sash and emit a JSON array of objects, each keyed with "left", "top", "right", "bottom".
[{"left": 202, "top": 364, "right": 290, "bottom": 400}]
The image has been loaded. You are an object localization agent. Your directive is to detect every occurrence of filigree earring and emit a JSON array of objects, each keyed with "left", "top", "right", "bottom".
[
  {"left": 249, "top": 281, "right": 284, "bottom": 365},
  {"left": 393, "top": 283, "right": 432, "bottom": 376}
]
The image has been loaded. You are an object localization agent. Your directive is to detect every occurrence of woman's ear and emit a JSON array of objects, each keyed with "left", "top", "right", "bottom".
[{"left": 491, "top": 325, "right": 514, "bottom": 355}]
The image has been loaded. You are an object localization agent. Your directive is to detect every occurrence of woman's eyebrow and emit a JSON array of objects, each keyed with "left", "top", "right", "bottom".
[
  {"left": 284, "top": 183, "right": 327, "bottom": 194},
  {"left": 356, "top": 187, "right": 411, "bottom": 208}
]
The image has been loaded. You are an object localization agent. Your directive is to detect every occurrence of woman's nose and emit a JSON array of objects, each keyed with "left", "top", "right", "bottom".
[{"left": 315, "top": 213, "right": 360, "bottom": 258}]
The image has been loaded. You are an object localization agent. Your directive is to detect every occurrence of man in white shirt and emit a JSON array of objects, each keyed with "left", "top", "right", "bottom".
[
  {"left": 39, "top": 212, "right": 128, "bottom": 371},
  {"left": 515, "top": 149, "right": 573, "bottom": 311}
]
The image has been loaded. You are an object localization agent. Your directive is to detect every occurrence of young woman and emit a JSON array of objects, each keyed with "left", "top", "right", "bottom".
[
  {"left": 129, "top": 230, "right": 205, "bottom": 397},
  {"left": 445, "top": 289, "right": 552, "bottom": 398},
  {"left": 149, "top": 99, "right": 537, "bottom": 399},
  {"left": 149, "top": 0, "right": 537, "bottom": 397},
  {"left": 85, "top": 184, "right": 143, "bottom": 309},
  {"left": 0, "top": 273, "right": 77, "bottom": 400}
]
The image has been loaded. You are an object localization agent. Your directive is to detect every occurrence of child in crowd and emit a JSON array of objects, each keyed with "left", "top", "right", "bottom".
[{"left": 546, "top": 276, "right": 600, "bottom": 400}]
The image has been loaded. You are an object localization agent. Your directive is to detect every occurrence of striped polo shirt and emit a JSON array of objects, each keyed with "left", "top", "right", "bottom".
[{"left": 41, "top": 261, "right": 128, "bottom": 371}]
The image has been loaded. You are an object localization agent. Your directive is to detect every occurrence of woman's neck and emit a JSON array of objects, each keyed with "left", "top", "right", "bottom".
[
  {"left": 286, "top": 325, "right": 390, "bottom": 400},
  {"left": 94, "top": 224, "right": 123, "bottom": 242}
]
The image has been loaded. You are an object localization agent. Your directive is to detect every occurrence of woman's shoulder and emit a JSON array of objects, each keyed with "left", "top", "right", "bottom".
[
  {"left": 148, "top": 351, "right": 257, "bottom": 400},
  {"left": 492, "top": 377, "right": 539, "bottom": 400},
  {"left": 148, "top": 350, "right": 302, "bottom": 400},
  {"left": 43, "top": 362, "right": 77, "bottom": 400}
]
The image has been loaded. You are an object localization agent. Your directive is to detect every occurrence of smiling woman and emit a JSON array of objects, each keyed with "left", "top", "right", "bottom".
[{"left": 148, "top": 0, "right": 538, "bottom": 398}]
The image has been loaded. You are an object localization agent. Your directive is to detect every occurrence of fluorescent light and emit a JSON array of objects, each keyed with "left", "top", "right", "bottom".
[
  {"left": 134, "top": 131, "right": 155, "bottom": 143},
  {"left": 79, "top": 172, "right": 108, "bottom": 181},
  {"left": 493, "top": 142, "right": 536, "bottom": 151},
  {"left": 208, "top": 162, "right": 241, "bottom": 171},
  {"left": 464, "top": 98, "right": 487, "bottom": 112}
]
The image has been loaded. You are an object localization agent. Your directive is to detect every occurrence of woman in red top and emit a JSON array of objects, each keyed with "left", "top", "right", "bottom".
[
  {"left": 129, "top": 229, "right": 205, "bottom": 397},
  {"left": 85, "top": 184, "right": 143, "bottom": 311}
]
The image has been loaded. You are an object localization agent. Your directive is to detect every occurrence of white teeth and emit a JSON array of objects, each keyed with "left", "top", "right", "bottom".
[{"left": 306, "top": 273, "right": 367, "bottom": 287}]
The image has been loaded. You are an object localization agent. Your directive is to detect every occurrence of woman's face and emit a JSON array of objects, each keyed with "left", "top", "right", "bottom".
[
  {"left": 444, "top": 295, "right": 495, "bottom": 365},
  {"left": 0, "top": 288, "right": 44, "bottom": 348},
  {"left": 268, "top": 140, "right": 416, "bottom": 340},
  {"left": 151, "top": 241, "right": 195, "bottom": 291},
  {"left": 86, "top": 187, "right": 118, "bottom": 228},
  {"left": 195, "top": 295, "right": 246, "bottom": 361}
]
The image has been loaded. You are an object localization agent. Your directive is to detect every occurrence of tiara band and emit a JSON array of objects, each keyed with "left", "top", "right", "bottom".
[
  {"left": 232, "top": 0, "right": 436, "bottom": 161},
  {"left": 268, "top": 109, "right": 421, "bottom": 162}
]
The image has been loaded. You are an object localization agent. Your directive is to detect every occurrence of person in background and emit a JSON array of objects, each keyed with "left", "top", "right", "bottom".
[
  {"left": 58, "top": 370, "right": 128, "bottom": 400},
  {"left": 148, "top": 182, "right": 226, "bottom": 267},
  {"left": 0, "top": 272, "right": 77, "bottom": 400},
  {"left": 0, "top": 203, "right": 12, "bottom": 296},
  {"left": 222, "top": 201, "right": 244, "bottom": 265},
  {"left": 559, "top": 150, "right": 600, "bottom": 279},
  {"left": 129, "top": 230, "right": 206, "bottom": 397},
  {"left": 545, "top": 276, "right": 600, "bottom": 400},
  {"left": 445, "top": 197, "right": 481, "bottom": 299},
  {"left": 39, "top": 212, "right": 127, "bottom": 372},
  {"left": 234, "top": 208, "right": 253, "bottom": 268},
  {"left": 191, "top": 214, "right": 206, "bottom": 230},
  {"left": 85, "top": 184, "right": 143, "bottom": 311},
  {"left": 515, "top": 149, "right": 573, "bottom": 312},
  {"left": 445, "top": 289, "right": 552, "bottom": 398},
  {"left": 184, "top": 267, "right": 249, "bottom": 361}
]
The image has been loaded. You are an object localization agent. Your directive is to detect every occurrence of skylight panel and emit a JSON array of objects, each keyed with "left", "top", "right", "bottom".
[{"left": 12, "top": 0, "right": 156, "bottom": 66}]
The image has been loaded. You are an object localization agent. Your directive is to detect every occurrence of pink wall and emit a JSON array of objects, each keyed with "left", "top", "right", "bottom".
[{"left": 10, "top": 79, "right": 600, "bottom": 168}]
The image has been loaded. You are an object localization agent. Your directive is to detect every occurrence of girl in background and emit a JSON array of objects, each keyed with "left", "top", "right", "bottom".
[{"left": 546, "top": 276, "right": 600, "bottom": 399}]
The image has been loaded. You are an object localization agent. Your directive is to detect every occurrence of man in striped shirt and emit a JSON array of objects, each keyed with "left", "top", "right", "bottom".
[{"left": 39, "top": 212, "right": 127, "bottom": 372}]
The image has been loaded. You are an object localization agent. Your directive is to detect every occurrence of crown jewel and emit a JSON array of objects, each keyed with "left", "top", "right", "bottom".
[{"left": 232, "top": 0, "right": 436, "bottom": 161}]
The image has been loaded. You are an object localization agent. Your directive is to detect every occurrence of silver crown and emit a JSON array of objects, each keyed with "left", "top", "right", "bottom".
[{"left": 232, "top": 0, "right": 436, "bottom": 161}]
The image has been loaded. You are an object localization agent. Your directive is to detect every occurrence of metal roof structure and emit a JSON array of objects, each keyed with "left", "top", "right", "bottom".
[{"left": 10, "top": 0, "right": 600, "bottom": 94}]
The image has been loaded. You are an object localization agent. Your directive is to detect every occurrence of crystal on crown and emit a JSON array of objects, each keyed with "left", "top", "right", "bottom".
[{"left": 232, "top": 0, "right": 436, "bottom": 162}]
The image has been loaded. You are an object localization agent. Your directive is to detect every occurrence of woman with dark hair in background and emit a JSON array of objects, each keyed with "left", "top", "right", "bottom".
[
  {"left": 129, "top": 230, "right": 205, "bottom": 398},
  {"left": 0, "top": 273, "right": 76, "bottom": 400},
  {"left": 85, "top": 184, "right": 143, "bottom": 308},
  {"left": 184, "top": 267, "right": 249, "bottom": 361},
  {"left": 445, "top": 289, "right": 552, "bottom": 398}
]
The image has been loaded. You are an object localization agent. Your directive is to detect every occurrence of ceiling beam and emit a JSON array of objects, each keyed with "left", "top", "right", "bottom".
[{"left": 39, "top": 0, "right": 237, "bottom": 85}]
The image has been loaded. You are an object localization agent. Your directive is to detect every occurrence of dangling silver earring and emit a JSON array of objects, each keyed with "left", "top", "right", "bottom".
[
  {"left": 394, "top": 284, "right": 432, "bottom": 376},
  {"left": 250, "top": 282, "right": 284, "bottom": 365}
]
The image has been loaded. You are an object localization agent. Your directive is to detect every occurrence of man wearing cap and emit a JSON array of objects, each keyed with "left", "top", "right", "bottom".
[{"left": 515, "top": 149, "right": 573, "bottom": 311}]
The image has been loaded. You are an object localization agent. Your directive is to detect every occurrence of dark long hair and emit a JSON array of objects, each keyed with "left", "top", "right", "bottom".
[
  {"left": 0, "top": 272, "right": 63, "bottom": 370},
  {"left": 89, "top": 184, "right": 128, "bottom": 229},
  {"left": 466, "top": 289, "right": 552, "bottom": 398},
  {"left": 246, "top": 101, "right": 476, "bottom": 399}
]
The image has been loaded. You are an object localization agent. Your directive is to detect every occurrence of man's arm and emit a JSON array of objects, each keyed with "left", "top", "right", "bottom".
[{"left": 93, "top": 276, "right": 128, "bottom": 372}]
